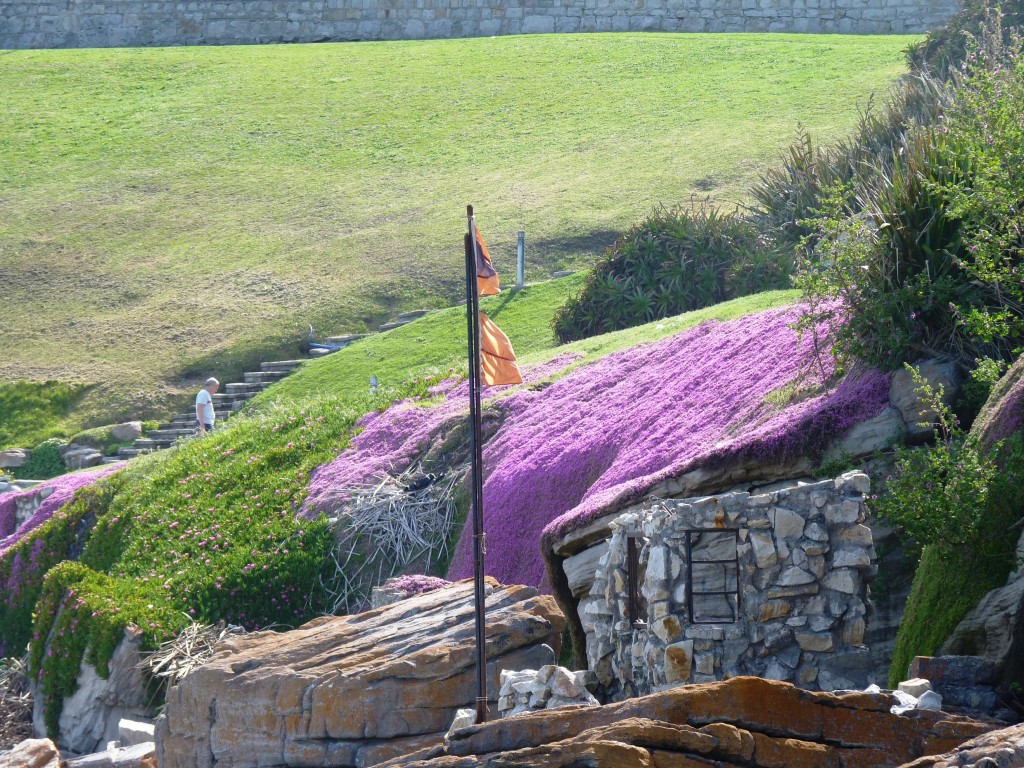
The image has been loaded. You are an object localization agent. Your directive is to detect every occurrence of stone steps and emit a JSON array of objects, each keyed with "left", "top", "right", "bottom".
[
  {"left": 324, "top": 333, "right": 368, "bottom": 346},
  {"left": 115, "top": 313, "right": 431, "bottom": 462},
  {"left": 379, "top": 310, "right": 430, "bottom": 333},
  {"left": 116, "top": 358, "right": 308, "bottom": 462}
]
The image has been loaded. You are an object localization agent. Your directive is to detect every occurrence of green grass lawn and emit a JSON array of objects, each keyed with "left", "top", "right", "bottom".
[{"left": 0, "top": 33, "right": 916, "bottom": 436}]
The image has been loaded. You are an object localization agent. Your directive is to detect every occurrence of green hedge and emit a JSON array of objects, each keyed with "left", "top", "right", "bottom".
[{"left": 551, "top": 203, "right": 792, "bottom": 344}]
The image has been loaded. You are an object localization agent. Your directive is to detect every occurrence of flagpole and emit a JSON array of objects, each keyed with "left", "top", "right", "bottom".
[{"left": 465, "top": 204, "right": 489, "bottom": 725}]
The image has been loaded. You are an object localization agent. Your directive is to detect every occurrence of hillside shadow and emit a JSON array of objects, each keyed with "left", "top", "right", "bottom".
[{"left": 526, "top": 229, "right": 620, "bottom": 259}]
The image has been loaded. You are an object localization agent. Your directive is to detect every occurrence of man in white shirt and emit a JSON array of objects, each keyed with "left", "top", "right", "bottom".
[{"left": 195, "top": 377, "right": 219, "bottom": 434}]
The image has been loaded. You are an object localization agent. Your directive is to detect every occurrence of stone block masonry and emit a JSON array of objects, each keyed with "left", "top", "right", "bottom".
[
  {"left": 2, "top": 0, "right": 961, "bottom": 50},
  {"left": 582, "top": 471, "right": 878, "bottom": 700}
]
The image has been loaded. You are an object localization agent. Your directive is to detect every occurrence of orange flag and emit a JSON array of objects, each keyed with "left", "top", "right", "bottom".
[
  {"left": 475, "top": 226, "right": 501, "bottom": 297},
  {"left": 479, "top": 312, "right": 523, "bottom": 386}
]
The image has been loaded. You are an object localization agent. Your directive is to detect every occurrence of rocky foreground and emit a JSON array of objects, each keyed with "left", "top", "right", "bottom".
[
  {"left": 383, "top": 676, "right": 1005, "bottom": 768},
  {"left": 156, "top": 579, "right": 565, "bottom": 768}
]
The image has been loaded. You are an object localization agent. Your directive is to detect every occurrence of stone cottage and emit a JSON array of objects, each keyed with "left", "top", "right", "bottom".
[{"left": 580, "top": 471, "right": 877, "bottom": 700}]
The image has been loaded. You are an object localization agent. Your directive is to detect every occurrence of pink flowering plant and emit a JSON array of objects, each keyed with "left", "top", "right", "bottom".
[
  {"left": 0, "top": 467, "right": 122, "bottom": 659},
  {"left": 445, "top": 304, "right": 889, "bottom": 590},
  {"left": 0, "top": 464, "right": 121, "bottom": 554},
  {"left": 386, "top": 574, "right": 451, "bottom": 598},
  {"left": 300, "top": 304, "right": 888, "bottom": 597},
  {"left": 2, "top": 389, "right": 437, "bottom": 736}
]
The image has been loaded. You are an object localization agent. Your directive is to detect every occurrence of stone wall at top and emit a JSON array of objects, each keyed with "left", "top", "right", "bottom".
[{"left": 2, "top": 0, "right": 961, "bottom": 51}]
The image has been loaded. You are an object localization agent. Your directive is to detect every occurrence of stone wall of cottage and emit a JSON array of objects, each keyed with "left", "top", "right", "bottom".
[
  {"left": 582, "top": 471, "right": 877, "bottom": 700},
  {"left": 2, "top": 0, "right": 960, "bottom": 50}
]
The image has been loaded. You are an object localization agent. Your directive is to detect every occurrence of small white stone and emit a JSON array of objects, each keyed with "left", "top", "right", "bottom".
[
  {"left": 447, "top": 707, "right": 476, "bottom": 732},
  {"left": 917, "top": 690, "right": 943, "bottom": 710},
  {"left": 898, "top": 678, "right": 932, "bottom": 698}
]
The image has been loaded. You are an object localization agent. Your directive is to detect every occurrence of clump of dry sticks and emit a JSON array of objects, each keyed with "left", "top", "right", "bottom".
[
  {"left": 143, "top": 621, "right": 246, "bottom": 689},
  {"left": 320, "top": 467, "right": 463, "bottom": 615},
  {"left": 0, "top": 656, "right": 33, "bottom": 750}
]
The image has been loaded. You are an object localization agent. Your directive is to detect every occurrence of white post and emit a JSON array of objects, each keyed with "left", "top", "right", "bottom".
[{"left": 516, "top": 230, "right": 525, "bottom": 289}]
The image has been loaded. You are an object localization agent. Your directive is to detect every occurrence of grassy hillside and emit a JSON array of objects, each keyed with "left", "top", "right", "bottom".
[
  {"left": 0, "top": 33, "right": 916, "bottom": 433},
  {"left": 254, "top": 274, "right": 799, "bottom": 406}
]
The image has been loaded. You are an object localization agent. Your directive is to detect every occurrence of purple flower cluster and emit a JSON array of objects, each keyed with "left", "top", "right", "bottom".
[
  {"left": 0, "top": 465, "right": 122, "bottom": 558},
  {"left": 386, "top": 574, "right": 451, "bottom": 597},
  {"left": 301, "top": 305, "right": 889, "bottom": 595},
  {"left": 302, "top": 354, "right": 582, "bottom": 515},
  {"left": 446, "top": 305, "right": 889, "bottom": 589}
]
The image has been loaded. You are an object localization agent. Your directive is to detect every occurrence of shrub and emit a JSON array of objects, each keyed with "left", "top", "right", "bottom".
[
  {"left": 881, "top": 368, "right": 1024, "bottom": 684},
  {"left": 551, "top": 201, "right": 792, "bottom": 343},
  {"left": 793, "top": 19, "right": 1024, "bottom": 375},
  {"left": 875, "top": 367, "right": 1002, "bottom": 548},
  {"left": 15, "top": 439, "right": 68, "bottom": 481},
  {"left": 907, "top": 0, "right": 1024, "bottom": 75}
]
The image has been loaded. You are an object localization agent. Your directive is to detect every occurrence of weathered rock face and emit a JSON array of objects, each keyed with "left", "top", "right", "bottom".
[
  {"left": 582, "top": 472, "right": 877, "bottom": 698},
  {"left": 0, "top": 450, "right": 28, "bottom": 470},
  {"left": 899, "top": 721, "right": 1024, "bottom": 767},
  {"left": 889, "top": 360, "right": 961, "bottom": 442},
  {"left": 31, "top": 626, "right": 153, "bottom": 755},
  {"left": 156, "top": 579, "right": 565, "bottom": 768},
  {"left": 0, "top": 738, "right": 60, "bottom": 768},
  {"left": 940, "top": 529, "right": 1024, "bottom": 689},
  {"left": 379, "top": 677, "right": 997, "bottom": 768}
]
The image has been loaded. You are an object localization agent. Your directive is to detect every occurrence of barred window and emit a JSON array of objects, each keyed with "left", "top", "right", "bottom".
[{"left": 686, "top": 529, "right": 740, "bottom": 623}]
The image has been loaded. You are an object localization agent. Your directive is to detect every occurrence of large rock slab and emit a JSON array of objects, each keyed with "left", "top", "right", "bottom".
[
  {"left": 889, "top": 360, "right": 961, "bottom": 442},
  {"left": 940, "top": 572, "right": 1024, "bottom": 688},
  {"left": 0, "top": 738, "right": 60, "bottom": 768},
  {"left": 156, "top": 579, "right": 565, "bottom": 768},
  {"left": 899, "top": 721, "right": 1024, "bottom": 767},
  {"left": 0, "top": 450, "right": 28, "bottom": 470},
  {"left": 379, "top": 677, "right": 997, "bottom": 768}
]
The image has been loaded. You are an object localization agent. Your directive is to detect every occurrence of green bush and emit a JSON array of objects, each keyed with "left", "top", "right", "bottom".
[
  {"left": 15, "top": 439, "right": 68, "bottom": 481},
  {"left": 907, "top": 0, "right": 1024, "bottom": 75},
  {"left": 551, "top": 201, "right": 793, "bottom": 343},
  {"left": 880, "top": 371, "right": 1024, "bottom": 684},
  {"left": 793, "top": 19, "right": 1024, "bottom": 375}
]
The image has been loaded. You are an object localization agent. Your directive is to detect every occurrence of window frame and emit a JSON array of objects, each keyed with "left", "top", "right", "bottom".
[{"left": 685, "top": 528, "right": 741, "bottom": 624}]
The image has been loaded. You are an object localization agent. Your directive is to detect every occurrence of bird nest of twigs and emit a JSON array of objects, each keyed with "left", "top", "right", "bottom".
[{"left": 319, "top": 466, "right": 464, "bottom": 615}]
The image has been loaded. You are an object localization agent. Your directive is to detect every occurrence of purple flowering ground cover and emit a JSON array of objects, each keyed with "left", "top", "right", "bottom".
[
  {"left": 302, "top": 353, "right": 582, "bottom": 513},
  {"left": 447, "top": 304, "right": 889, "bottom": 589},
  {"left": 0, "top": 465, "right": 122, "bottom": 557},
  {"left": 305, "top": 303, "right": 890, "bottom": 594}
]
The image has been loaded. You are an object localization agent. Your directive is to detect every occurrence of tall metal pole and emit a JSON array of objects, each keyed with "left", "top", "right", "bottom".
[{"left": 464, "top": 205, "right": 489, "bottom": 725}]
